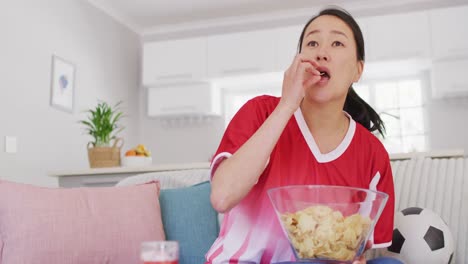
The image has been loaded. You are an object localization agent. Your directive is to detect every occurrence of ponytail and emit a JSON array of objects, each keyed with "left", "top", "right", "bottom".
[{"left": 344, "top": 87, "right": 385, "bottom": 137}]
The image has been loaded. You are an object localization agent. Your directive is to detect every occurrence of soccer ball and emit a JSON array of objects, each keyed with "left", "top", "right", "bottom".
[{"left": 382, "top": 207, "right": 454, "bottom": 264}]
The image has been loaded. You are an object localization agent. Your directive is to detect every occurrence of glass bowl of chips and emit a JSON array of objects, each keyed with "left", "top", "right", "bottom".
[{"left": 268, "top": 185, "right": 389, "bottom": 263}]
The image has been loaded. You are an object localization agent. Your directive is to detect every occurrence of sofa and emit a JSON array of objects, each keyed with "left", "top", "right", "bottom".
[
  {"left": 0, "top": 154, "right": 466, "bottom": 264},
  {"left": 117, "top": 169, "right": 217, "bottom": 263},
  {"left": 0, "top": 168, "right": 217, "bottom": 264},
  {"left": 117, "top": 154, "right": 468, "bottom": 264}
]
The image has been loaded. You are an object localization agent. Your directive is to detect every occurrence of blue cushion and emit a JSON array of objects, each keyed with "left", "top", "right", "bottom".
[{"left": 159, "top": 181, "right": 219, "bottom": 264}]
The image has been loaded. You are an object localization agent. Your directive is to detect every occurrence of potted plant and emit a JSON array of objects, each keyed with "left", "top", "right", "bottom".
[{"left": 80, "top": 101, "right": 125, "bottom": 168}]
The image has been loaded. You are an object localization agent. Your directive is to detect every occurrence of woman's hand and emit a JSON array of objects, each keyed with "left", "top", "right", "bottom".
[
  {"left": 279, "top": 54, "right": 321, "bottom": 113},
  {"left": 352, "top": 240, "right": 373, "bottom": 264}
]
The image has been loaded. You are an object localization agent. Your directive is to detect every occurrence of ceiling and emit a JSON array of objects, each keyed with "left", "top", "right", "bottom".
[{"left": 86, "top": 0, "right": 468, "bottom": 38}]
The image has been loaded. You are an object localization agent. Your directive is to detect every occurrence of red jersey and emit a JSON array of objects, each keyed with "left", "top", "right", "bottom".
[{"left": 206, "top": 95, "right": 395, "bottom": 264}]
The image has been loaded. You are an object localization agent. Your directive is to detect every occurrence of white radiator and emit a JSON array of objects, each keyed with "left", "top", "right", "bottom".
[{"left": 371, "top": 156, "right": 467, "bottom": 263}]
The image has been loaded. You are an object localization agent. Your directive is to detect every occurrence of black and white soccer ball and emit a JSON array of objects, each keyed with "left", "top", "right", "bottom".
[{"left": 383, "top": 207, "right": 454, "bottom": 264}]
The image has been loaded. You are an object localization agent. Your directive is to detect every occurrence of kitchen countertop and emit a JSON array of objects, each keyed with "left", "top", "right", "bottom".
[{"left": 49, "top": 162, "right": 210, "bottom": 177}]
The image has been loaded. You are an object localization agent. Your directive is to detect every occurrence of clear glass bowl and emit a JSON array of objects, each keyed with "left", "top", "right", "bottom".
[{"left": 268, "top": 185, "right": 388, "bottom": 263}]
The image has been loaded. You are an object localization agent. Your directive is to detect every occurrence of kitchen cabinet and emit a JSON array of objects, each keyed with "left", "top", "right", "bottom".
[
  {"left": 147, "top": 83, "right": 221, "bottom": 117},
  {"left": 430, "top": 5, "right": 468, "bottom": 59},
  {"left": 365, "top": 11, "right": 431, "bottom": 62},
  {"left": 206, "top": 29, "right": 275, "bottom": 78},
  {"left": 431, "top": 58, "right": 468, "bottom": 99},
  {"left": 274, "top": 25, "right": 303, "bottom": 72},
  {"left": 142, "top": 37, "right": 207, "bottom": 85}
]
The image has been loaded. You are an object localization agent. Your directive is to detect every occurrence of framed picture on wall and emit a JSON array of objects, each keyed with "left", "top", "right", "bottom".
[{"left": 50, "top": 55, "right": 75, "bottom": 113}]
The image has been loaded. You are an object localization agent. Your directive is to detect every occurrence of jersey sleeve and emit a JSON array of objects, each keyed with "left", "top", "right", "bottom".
[
  {"left": 371, "top": 150, "right": 395, "bottom": 249},
  {"left": 210, "top": 97, "right": 269, "bottom": 178}
]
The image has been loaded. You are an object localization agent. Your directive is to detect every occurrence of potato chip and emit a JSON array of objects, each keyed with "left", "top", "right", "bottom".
[{"left": 281, "top": 205, "right": 371, "bottom": 261}]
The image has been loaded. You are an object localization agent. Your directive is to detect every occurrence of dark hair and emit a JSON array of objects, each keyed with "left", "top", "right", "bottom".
[{"left": 297, "top": 7, "right": 385, "bottom": 137}]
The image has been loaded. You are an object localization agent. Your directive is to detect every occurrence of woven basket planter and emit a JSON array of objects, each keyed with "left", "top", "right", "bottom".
[{"left": 87, "top": 138, "right": 124, "bottom": 168}]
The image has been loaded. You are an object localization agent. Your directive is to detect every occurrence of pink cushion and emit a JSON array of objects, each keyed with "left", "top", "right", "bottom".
[{"left": 0, "top": 180, "right": 165, "bottom": 264}]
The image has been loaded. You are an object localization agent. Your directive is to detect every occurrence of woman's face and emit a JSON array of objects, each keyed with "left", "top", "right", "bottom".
[{"left": 300, "top": 15, "right": 363, "bottom": 104}]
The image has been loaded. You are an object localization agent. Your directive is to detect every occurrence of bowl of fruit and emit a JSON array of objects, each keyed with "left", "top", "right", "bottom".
[{"left": 122, "top": 144, "right": 152, "bottom": 167}]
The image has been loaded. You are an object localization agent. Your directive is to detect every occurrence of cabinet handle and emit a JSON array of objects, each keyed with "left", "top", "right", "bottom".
[
  {"left": 221, "top": 67, "right": 262, "bottom": 75},
  {"left": 159, "top": 106, "right": 197, "bottom": 113},
  {"left": 450, "top": 84, "right": 466, "bottom": 91},
  {"left": 156, "top": 73, "right": 193, "bottom": 80},
  {"left": 82, "top": 179, "right": 119, "bottom": 186},
  {"left": 373, "top": 51, "right": 424, "bottom": 61},
  {"left": 446, "top": 47, "right": 468, "bottom": 56}
]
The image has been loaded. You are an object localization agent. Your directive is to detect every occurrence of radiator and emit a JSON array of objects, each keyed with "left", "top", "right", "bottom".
[{"left": 370, "top": 157, "right": 467, "bottom": 263}]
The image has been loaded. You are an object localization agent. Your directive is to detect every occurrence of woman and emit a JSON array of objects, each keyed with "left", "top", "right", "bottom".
[{"left": 206, "top": 7, "right": 401, "bottom": 264}]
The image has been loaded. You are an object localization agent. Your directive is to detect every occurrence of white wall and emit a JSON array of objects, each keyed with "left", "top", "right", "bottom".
[{"left": 0, "top": 0, "right": 141, "bottom": 186}]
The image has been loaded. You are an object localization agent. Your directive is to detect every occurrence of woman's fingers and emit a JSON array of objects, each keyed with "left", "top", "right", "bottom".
[
  {"left": 288, "top": 54, "right": 303, "bottom": 75},
  {"left": 301, "top": 57, "right": 320, "bottom": 69},
  {"left": 298, "top": 59, "right": 320, "bottom": 77},
  {"left": 301, "top": 63, "right": 321, "bottom": 87},
  {"left": 290, "top": 54, "right": 319, "bottom": 73},
  {"left": 280, "top": 55, "right": 306, "bottom": 111},
  {"left": 280, "top": 53, "right": 321, "bottom": 111},
  {"left": 304, "top": 64, "right": 321, "bottom": 76},
  {"left": 287, "top": 53, "right": 321, "bottom": 79},
  {"left": 298, "top": 55, "right": 321, "bottom": 81}
]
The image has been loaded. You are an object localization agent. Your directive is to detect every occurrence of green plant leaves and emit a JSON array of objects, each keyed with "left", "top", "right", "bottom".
[{"left": 79, "top": 101, "right": 124, "bottom": 147}]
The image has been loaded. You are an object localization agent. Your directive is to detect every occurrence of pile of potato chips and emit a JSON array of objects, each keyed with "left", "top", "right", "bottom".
[{"left": 281, "top": 205, "right": 371, "bottom": 261}]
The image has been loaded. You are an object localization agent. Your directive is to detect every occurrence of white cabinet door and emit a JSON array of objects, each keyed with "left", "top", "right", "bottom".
[
  {"left": 207, "top": 30, "right": 275, "bottom": 78},
  {"left": 431, "top": 58, "right": 468, "bottom": 98},
  {"left": 147, "top": 83, "right": 220, "bottom": 116},
  {"left": 142, "top": 37, "right": 207, "bottom": 85},
  {"left": 366, "top": 11, "right": 431, "bottom": 62},
  {"left": 430, "top": 5, "right": 468, "bottom": 59},
  {"left": 274, "top": 25, "right": 303, "bottom": 72}
]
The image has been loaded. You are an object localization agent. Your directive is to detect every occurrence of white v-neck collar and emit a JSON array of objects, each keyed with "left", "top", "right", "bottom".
[{"left": 294, "top": 109, "right": 356, "bottom": 163}]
